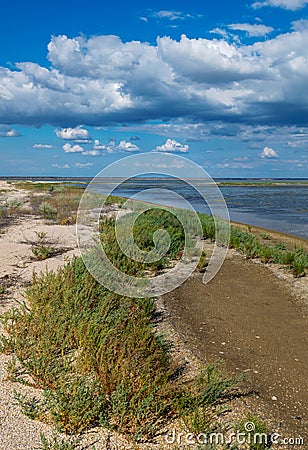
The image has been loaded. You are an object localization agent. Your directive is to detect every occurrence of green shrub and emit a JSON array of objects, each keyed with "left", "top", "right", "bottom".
[
  {"left": 237, "top": 414, "right": 269, "bottom": 450},
  {"left": 198, "top": 214, "right": 216, "bottom": 241},
  {"left": 29, "top": 231, "right": 61, "bottom": 260},
  {"left": 100, "top": 208, "right": 189, "bottom": 276},
  {"left": 0, "top": 205, "right": 8, "bottom": 220},
  {"left": 14, "top": 390, "right": 44, "bottom": 420},
  {"left": 292, "top": 253, "right": 307, "bottom": 277},
  {"left": 274, "top": 242, "right": 286, "bottom": 251},
  {"left": 197, "top": 251, "right": 208, "bottom": 272},
  {"left": 259, "top": 246, "right": 273, "bottom": 263},
  {"left": 28, "top": 187, "right": 84, "bottom": 224},
  {"left": 228, "top": 225, "right": 308, "bottom": 276},
  {"left": 38, "top": 432, "right": 82, "bottom": 450},
  {"left": 32, "top": 244, "right": 57, "bottom": 260},
  {"left": 260, "top": 233, "right": 271, "bottom": 240},
  {"left": 2, "top": 257, "right": 175, "bottom": 439},
  {"left": 175, "top": 364, "right": 240, "bottom": 434},
  {"left": 43, "top": 375, "right": 107, "bottom": 433},
  {"left": 39, "top": 202, "right": 58, "bottom": 220}
]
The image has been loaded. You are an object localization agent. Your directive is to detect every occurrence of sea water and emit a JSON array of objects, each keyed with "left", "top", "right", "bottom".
[{"left": 95, "top": 179, "right": 308, "bottom": 239}]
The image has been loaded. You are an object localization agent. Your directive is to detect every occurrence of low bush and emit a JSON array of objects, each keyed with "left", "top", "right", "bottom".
[
  {"left": 2, "top": 206, "right": 240, "bottom": 441},
  {"left": 0, "top": 205, "right": 8, "bottom": 220},
  {"left": 1, "top": 257, "right": 175, "bottom": 438},
  {"left": 197, "top": 251, "right": 208, "bottom": 272},
  {"left": 236, "top": 414, "right": 269, "bottom": 450},
  {"left": 260, "top": 233, "right": 271, "bottom": 240},
  {"left": 292, "top": 252, "right": 308, "bottom": 277},
  {"left": 228, "top": 225, "right": 307, "bottom": 277},
  {"left": 31, "top": 245, "right": 57, "bottom": 260},
  {"left": 175, "top": 364, "right": 240, "bottom": 434},
  {"left": 38, "top": 432, "right": 82, "bottom": 450},
  {"left": 25, "top": 185, "right": 84, "bottom": 225},
  {"left": 0, "top": 199, "right": 26, "bottom": 222},
  {"left": 14, "top": 390, "right": 44, "bottom": 421},
  {"left": 29, "top": 232, "right": 59, "bottom": 261},
  {"left": 100, "top": 208, "right": 189, "bottom": 276},
  {"left": 39, "top": 202, "right": 58, "bottom": 220}
]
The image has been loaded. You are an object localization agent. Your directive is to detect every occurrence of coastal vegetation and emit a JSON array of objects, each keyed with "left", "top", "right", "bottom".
[
  {"left": 197, "top": 214, "right": 308, "bottom": 277},
  {"left": 1, "top": 256, "right": 239, "bottom": 442},
  {"left": 26, "top": 183, "right": 84, "bottom": 225},
  {"left": 217, "top": 179, "right": 308, "bottom": 186},
  {"left": 18, "top": 181, "right": 307, "bottom": 276},
  {"left": 1, "top": 182, "right": 307, "bottom": 447},
  {"left": 28, "top": 231, "right": 70, "bottom": 261},
  {"left": 0, "top": 188, "right": 241, "bottom": 446},
  {"left": 0, "top": 198, "right": 31, "bottom": 225}
]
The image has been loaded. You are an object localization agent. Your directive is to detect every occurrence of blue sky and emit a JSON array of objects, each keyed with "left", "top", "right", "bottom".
[{"left": 0, "top": 0, "right": 308, "bottom": 177}]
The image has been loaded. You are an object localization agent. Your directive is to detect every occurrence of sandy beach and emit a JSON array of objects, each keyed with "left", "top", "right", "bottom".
[{"left": 0, "top": 181, "right": 307, "bottom": 449}]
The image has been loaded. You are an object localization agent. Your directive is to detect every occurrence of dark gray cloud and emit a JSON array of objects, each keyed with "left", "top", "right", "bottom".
[{"left": 209, "top": 124, "right": 242, "bottom": 137}]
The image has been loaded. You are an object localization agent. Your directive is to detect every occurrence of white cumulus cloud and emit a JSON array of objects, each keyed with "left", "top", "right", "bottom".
[
  {"left": 292, "top": 19, "right": 308, "bottom": 31},
  {"left": 82, "top": 150, "right": 101, "bottom": 156},
  {"left": 154, "top": 138, "right": 189, "bottom": 153},
  {"left": 74, "top": 139, "right": 92, "bottom": 144},
  {"left": 151, "top": 10, "right": 195, "bottom": 20},
  {"left": 55, "top": 126, "right": 91, "bottom": 140},
  {"left": 153, "top": 10, "right": 185, "bottom": 20},
  {"left": 75, "top": 162, "right": 93, "bottom": 168},
  {"left": 0, "top": 30, "right": 308, "bottom": 129},
  {"left": 33, "top": 143, "right": 53, "bottom": 149},
  {"left": 261, "top": 146, "right": 279, "bottom": 158},
  {"left": 0, "top": 126, "right": 20, "bottom": 137},
  {"left": 228, "top": 23, "right": 274, "bottom": 37},
  {"left": 252, "top": 0, "right": 308, "bottom": 10},
  {"left": 210, "top": 28, "right": 229, "bottom": 39},
  {"left": 52, "top": 163, "right": 70, "bottom": 169},
  {"left": 93, "top": 139, "right": 106, "bottom": 150},
  {"left": 63, "top": 143, "right": 84, "bottom": 153},
  {"left": 113, "top": 140, "right": 140, "bottom": 153}
]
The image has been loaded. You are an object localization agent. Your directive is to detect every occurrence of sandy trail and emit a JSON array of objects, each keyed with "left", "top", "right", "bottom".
[{"left": 164, "top": 250, "right": 308, "bottom": 441}]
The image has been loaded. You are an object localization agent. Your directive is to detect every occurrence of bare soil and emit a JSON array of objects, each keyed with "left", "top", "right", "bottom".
[{"left": 164, "top": 249, "right": 308, "bottom": 441}]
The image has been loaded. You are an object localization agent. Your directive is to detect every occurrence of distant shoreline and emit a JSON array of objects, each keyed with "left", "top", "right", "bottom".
[
  {"left": 0, "top": 176, "right": 308, "bottom": 187},
  {"left": 2, "top": 179, "right": 307, "bottom": 239}
]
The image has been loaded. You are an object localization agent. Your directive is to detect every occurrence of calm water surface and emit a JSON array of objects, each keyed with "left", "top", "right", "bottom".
[{"left": 96, "top": 180, "right": 308, "bottom": 239}]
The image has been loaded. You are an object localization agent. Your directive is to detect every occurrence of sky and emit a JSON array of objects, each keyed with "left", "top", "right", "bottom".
[{"left": 0, "top": 0, "right": 308, "bottom": 178}]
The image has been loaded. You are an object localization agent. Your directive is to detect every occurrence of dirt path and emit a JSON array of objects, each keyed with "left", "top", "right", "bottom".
[{"left": 164, "top": 251, "right": 308, "bottom": 441}]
